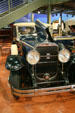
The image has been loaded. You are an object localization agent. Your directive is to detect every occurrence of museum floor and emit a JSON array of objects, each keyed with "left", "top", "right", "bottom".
[{"left": 0, "top": 46, "right": 75, "bottom": 113}]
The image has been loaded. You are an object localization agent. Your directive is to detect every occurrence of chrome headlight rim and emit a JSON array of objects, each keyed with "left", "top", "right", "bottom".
[
  {"left": 26, "top": 49, "right": 40, "bottom": 65},
  {"left": 58, "top": 48, "right": 70, "bottom": 63}
]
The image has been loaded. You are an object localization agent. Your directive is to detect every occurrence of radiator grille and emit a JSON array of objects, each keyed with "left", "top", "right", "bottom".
[{"left": 34, "top": 42, "right": 58, "bottom": 82}]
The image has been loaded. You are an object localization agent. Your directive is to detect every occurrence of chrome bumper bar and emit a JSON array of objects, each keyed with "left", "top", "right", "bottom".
[{"left": 12, "top": 85, "right": 75, "bottom": 97}]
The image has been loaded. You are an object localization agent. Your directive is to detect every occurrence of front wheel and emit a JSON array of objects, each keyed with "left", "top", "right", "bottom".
[{"left": 12, "top": 94, "right": 20, "bottom": 100}]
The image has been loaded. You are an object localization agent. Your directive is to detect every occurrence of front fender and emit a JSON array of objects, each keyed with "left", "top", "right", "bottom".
[{"left": 5, "top": 55, "right": 24, "bottom": 71}]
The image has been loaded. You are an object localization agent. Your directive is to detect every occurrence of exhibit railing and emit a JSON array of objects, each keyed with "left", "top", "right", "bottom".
[{"left": 0, "top": 0, "right": 34, "bottom": 16}]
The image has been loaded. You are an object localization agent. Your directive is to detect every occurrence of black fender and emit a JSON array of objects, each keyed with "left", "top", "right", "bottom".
[
  {"left": 9, "top": 71, "right": 22, "bottom": 89},
  {"left": 5, "top": 55, "right": 24, "bottom": 71}
]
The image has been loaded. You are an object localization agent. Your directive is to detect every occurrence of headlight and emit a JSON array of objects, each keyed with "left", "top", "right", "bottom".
[
  {"left": 58, "top": 48, "right": 70, "bottom": 63},
  {"left": 26, "top": 50, "right": 40, "bottom": 65}
]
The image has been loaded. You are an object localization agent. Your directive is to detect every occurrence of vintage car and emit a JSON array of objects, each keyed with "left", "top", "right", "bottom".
[{"left": 6, "top": 20, "right": 75, "bottom": 99}]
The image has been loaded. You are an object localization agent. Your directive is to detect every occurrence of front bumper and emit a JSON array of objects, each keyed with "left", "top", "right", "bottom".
[{"left": 11, "top": 85, "right": 75, "bottom": 97}]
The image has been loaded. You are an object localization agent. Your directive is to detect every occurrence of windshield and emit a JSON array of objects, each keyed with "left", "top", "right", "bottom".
[
  {"left": 18, "top": 25, "right": 47, "bottom": 45},
  {"left": 16, "top": 21, "right": 51, "bottom": 48},
  {"left": 18, "top": 26, "right": 35, "bottom": 35}
]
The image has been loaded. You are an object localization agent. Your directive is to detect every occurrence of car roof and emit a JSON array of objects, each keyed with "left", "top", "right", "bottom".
[
  {"left": 14, "top": 22, "right": 35, "bottom": 27},
  {"left": 14, "top": 22, "right": 50, "bottom": 27}
]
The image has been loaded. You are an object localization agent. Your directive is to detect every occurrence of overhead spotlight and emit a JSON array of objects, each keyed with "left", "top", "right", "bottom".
[{"left": 38, "top": 11, "right": 40, "bottom": 14}]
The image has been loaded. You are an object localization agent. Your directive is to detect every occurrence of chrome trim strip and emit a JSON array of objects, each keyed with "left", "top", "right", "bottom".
[{"left": 12, "top": 85, "right": 75, "bottom": 97}]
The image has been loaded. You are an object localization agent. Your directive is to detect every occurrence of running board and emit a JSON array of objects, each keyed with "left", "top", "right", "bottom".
[{"left": 11, "top": 85, "right": 75, "bottom": 97}]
